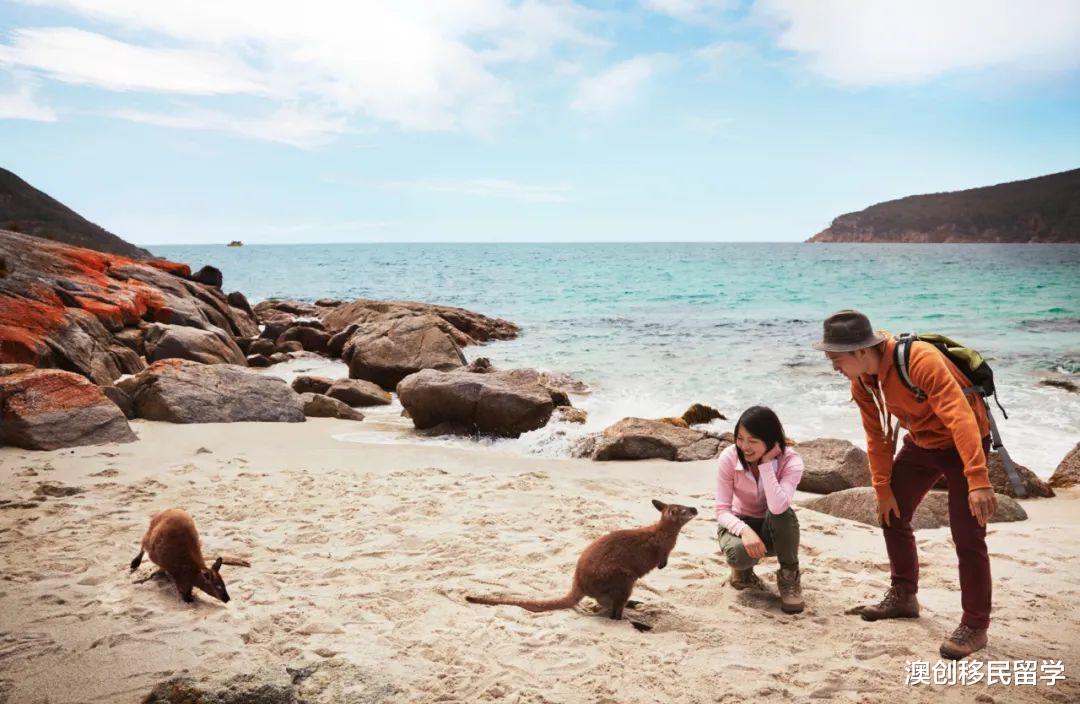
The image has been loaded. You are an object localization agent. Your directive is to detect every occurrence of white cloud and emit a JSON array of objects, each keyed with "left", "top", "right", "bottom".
[
  {"left": 643, "top": 0, "right": 735, "bottom": 24},
  {"left": 4, "top": 1, "right": 604, "bottom": 139},
  {"left": 0, "top": 28, "right": 267, "bottom": 94},
  {"left": 0, "top": 78, "right": 57, "bottom": 121},
  {"left": 111, "top": 105, "right": 351, "bottom": 148},
  {"left": 572, "top": 55, "right": 672, "bottom": 114},
  {"left": 385, "top": 178, "right": 573, "bottom": 203},
  {"left": 755, "top": 0, "right": 1080, "bottom": 85}
]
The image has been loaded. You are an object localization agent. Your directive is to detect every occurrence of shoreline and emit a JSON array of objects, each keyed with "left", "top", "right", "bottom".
[{"left": 1, "top": 420, "right": 1077, "bottom": 703}]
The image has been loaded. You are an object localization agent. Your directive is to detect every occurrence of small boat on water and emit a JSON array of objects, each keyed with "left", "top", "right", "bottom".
[{"left": 227, "top": 240, "right": 243, "bottom": 247}]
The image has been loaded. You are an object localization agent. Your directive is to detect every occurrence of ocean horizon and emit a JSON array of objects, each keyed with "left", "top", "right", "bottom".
[{"left": 153, "top": 242, "right": 1080, "bottom": 475}]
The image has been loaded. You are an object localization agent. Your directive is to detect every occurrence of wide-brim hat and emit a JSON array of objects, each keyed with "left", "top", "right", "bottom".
[{"left": 812, "top": 309, "right": 886, "bottom": 352}]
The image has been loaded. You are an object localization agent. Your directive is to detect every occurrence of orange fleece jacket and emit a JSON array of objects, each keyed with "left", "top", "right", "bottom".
[{"left": 851, "top": 334, "right": 991, "bottom": 501}]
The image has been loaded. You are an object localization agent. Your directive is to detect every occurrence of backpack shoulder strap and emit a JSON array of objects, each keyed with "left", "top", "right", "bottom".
[{"left": 894, "top": 333, "right": 927, "bottom": 401}]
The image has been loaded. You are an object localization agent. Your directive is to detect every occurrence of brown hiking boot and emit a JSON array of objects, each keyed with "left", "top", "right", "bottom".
[
  {"left": 777, "top": 567, "right": 804, "bottom": 614},
  {"left": 939, "top": 624, "right": 988, "bottom": 660},
  {"left": 860, "top": 586, "right": 919, "bottom": 621},
  {"left": 729, "top": 567, "right": 767, "bottom": 591}
]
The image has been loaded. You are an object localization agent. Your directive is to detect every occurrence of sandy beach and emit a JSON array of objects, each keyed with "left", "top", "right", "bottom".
[{"left": 1, "top": 419, "right": 1077, "bottom": 704}]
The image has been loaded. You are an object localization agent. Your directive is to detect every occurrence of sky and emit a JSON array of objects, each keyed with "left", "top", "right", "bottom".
[{"left": 1, "top": 0, "right": 1079, "bottom": 244}]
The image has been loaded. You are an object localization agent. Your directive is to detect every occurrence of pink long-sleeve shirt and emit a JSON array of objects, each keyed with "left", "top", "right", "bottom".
[{"left": 714, "top": 444, "right": 804, "bottom": 536}]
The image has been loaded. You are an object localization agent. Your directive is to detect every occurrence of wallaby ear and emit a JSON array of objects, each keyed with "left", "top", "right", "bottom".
[
  {"left": 652, "top": 499, "right": 666, "bottom": 512},
  {"left": 212, "top": 557, "right": 223, "bottom": 573}
]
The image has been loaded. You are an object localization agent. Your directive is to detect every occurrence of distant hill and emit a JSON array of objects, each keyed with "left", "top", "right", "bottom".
[
  {"left": 0, "top": 167, "right": 151, "bottom": 259},
  {"left": 807, "top": 168, "right": 1080, "bottom": 243}
]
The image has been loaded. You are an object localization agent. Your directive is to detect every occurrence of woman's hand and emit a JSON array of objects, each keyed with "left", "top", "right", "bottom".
[
  {"left": 741, "top": 529, "right": 766, "bottom": 559},
  {"left": 759, "top": 444, "right": 783, "bottom": 464}
]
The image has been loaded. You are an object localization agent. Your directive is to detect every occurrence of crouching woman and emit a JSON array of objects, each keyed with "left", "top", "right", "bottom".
[{"left": 715, "top": 405, "right": 805, "bottom": 614}]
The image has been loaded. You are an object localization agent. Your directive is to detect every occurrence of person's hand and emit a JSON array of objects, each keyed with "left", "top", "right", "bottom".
[
  {"left": 877, "top": 493, "right": 901, "bottom": 527},
  {"left": 968, "top": 488, "right": 998, "bottom": 527},
  {"left": 760, "top": 444, "right": 783, "bottom": 464},
  {"left": 741, "top": 529, "right": 766, "bottom": 559}
]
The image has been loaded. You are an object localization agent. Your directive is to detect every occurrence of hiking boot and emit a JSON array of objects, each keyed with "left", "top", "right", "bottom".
[
  {"left": 860, "top": 586, "right": 919, "bottom": 621},
  {"left": 729, "top": 567, "right": 767, "bottom": 591},
  {"left": 777, "top": 567, "right": 804, "bottom": 614},
  {"left": 939, "top": 624, "right": 988, "bottom": 660}
]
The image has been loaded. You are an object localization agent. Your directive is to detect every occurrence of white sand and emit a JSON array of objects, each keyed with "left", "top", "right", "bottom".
[{"left": 1, "top": 419, "right": 1077, "bottom": 703}]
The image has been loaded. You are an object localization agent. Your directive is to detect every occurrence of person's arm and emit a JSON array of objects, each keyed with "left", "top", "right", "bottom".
[
  {"left": 907, "top": 344, "right": 990, "bottom": 492},
  {"left": 759, "top": 450, "right": 803, "bottom": 514},
  {"left": 715, "top": 448, "right": 748, "bottom": 535},
  {"left": 852, "top": 377, "right": 896, "bottom": 502}
]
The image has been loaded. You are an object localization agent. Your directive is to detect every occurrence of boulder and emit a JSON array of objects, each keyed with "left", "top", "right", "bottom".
[
  {"left": 397, "top": 367, "right": 554, "bottom": 438},
  {"left": 276, "top": 325, "right": 330, "bottom": 353},
  {"left": 245, "top": 353, "right": 271, "bottom": 368},
  {"left": 554, "top": 406, "right": 588, "bottom": 424},
  {"left": 248, "top": 338, "right": 276, "bottom": 357},
  {"left": 325, "top": 379, "right": 391, "bottom": 407},
  {"left": 109, "top": 344, "right": 146, "bottom": 375},
  {"left": 326, "top": 323, "right": 359, "bottom": 358},
  {"left": 1049, "top": 442, "right": 1080, "bottom": 488},
  {"left": 101, "top": 385, "right": 135, "bottom": 419},
  {"left": 191, "top": 264, "right": 223, "bottom": 288},
  {"left": 0, "top": 368, "right": 136, "bottom": 450},
  {"left": 801, "top": 487, "right": 1027, "bottom": 529},
  {"left": 300, "top": 393, "right": 364, "bottom": 421},
  {"left": 117, "top": 359, "right": 304, "bottom": 423},
  {"left": 143, "top": 658, "right": 399, "bottom": 704},
  {"left": 575, "top": 417, "right": 722, "bottom": 462},
  {"left": 932, "top": 452, "right": 1054, "bottom": 498},
  {"left": 0, "top": 230, "right": 257, "bottom": 384},
  {"left": 143, "top": 323, "right": 247, "bottom": 366},
  {"left": 321, "top": 298, "right": 519, "bottom": 343},
  {"left": 343, "top": 314, "right": 467, "bottom": 390},
  {"left": 796, "top": 438, "right": 871, "bottom": 494},
  {"left": 291, "top": 375, "right": 334, "bottom": 395},
  {"left": 276, "top": 340, "right": 304, "bottom": 354},
  {"left": 226, "top": 291, "right": 255, "bottom": 318},
  {"left": 268, "top": 352, "right": 289, "bottom": 365}
]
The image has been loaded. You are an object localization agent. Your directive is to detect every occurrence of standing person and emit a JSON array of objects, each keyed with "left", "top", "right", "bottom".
[
  {"left": 715, "top": 405, "right": 805, "bottom": 614},
  {"left": 814, "top": 310, "right": 997, "bottom": 660}
]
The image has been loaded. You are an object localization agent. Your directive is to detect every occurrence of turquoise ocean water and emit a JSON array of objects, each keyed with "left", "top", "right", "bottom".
[{"left": 151, "top": 243, "right": 1080, "bottom": 475}]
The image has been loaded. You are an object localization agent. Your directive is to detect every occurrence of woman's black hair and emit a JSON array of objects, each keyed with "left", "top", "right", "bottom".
[{"left": 734, "top": 405, "right": 787, "bottom": 467}]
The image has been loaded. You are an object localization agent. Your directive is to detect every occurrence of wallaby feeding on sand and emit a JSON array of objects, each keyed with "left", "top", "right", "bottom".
[
  {"left": 130, "top": 508, "right": 231, "bottom": 603},
  {"left": 466, "top": 500, "right": 697, "bottom": 629}
]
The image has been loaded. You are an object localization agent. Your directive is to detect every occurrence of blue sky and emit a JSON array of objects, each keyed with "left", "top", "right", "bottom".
[{"left": 1, "top": 0, "right": 1078, "bottom": 244}]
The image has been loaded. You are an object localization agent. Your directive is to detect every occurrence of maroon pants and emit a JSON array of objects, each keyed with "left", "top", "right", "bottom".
[{"left": 884, "top": 435, "right": 992, "bottom": 629}]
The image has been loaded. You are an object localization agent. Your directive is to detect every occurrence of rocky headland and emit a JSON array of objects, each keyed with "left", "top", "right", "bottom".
[{"left": 807, "top": 167, "right": 1080, "bottom": 243}]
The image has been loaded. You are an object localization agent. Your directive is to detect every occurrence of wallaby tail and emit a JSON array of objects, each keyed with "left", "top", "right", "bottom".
[{"left": 466, "top": 587, "right": 583, "bottom": 613}]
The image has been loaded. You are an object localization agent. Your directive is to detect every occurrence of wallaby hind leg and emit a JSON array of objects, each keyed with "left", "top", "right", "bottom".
[{"left": 130, "top": 550, "right": 144, "bottom": 571}]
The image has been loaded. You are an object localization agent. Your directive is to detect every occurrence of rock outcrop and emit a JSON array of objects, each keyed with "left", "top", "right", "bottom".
[
  {"left": 117, "top": 359, "right": 304, "bottom": 424},
  {"left": 325, "top": 378, "right": 391, "bottom": 407},
  {"left": 143, "top": 323, "right": 246, "bottom": 366},
  {"left": 0, "top": 229, "right": 256, "bottom": 385},
  {"left": 299, "top": 393, "right": 365, "bottom": 421},
  {"left": 397, "top": 368, "right": 556, "bottom": 438},
  {"left": 796, "top": 438, "right": 871, "bottom": 494},
  {"left": 343, "top": 315, "right": 467, "bottom": 390},
  {"left": 1049, "top": 442, "right": 1080, "bottom": 488},
  {"left": 932, "top": 452, "right": 1054, "bottom": 498},
  {"left": 801, "top": 487, "right": 1027, "bottom": 529},
  {"left": 807, "top": 168, "right": 1080, "bottom": 243},
  {"left": 0, "top": 366, "right": 136, "bottom": 449},
  {"left": 574, "top": 417, "right": 722, "bottom": 462}
]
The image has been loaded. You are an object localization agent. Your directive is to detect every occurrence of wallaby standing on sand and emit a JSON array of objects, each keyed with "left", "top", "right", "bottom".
[
  {"left": 466, "top": 500, "right": 697, "bottom": 629},
  {"left": 130, "top": 508, "right": 231, "bottom": 603}
]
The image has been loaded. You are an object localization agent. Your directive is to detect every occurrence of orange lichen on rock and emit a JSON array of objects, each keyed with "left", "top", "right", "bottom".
[
  {"left": 148, "top": 259, "right": 192, "bottom": 278},
  {"left": 0, "top": 286, "right": 67, "bottom": 364},
  {"left": 0, "top": 368, "right": 108, "bottom": 414}
]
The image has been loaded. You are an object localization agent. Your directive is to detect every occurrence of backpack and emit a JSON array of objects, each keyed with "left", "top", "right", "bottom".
[{"left": 893, "top": 333, "right": 1026, "bottom": 497}]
